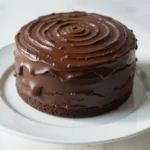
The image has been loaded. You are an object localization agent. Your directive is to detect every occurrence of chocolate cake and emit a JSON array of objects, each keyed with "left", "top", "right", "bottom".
[{"left": 15, "top": 11, "right": 137, "bottom": 118}]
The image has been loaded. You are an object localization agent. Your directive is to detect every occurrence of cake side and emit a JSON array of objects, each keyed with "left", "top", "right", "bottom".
[{"left": 15, "top": 49, "right": 136, "bottom": 117}]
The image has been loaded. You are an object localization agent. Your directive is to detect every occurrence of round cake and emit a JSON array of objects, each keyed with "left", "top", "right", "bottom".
[{"left": 15, "top": 11, "right": 137, "bottom": 118}]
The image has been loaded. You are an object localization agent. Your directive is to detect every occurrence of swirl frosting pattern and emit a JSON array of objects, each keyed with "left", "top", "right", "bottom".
[{"left": 16, "top": 11, "right": 137, "bottom": 72}]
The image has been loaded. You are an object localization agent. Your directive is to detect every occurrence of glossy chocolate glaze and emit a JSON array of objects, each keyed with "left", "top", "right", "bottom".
[{"left": 15, "top": 12, "right": 137, "bottom": 110}]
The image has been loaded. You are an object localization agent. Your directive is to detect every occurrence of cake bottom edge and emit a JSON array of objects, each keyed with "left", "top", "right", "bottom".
[{"left": 16, "top": 85, "right": 132, "bottom": 118}]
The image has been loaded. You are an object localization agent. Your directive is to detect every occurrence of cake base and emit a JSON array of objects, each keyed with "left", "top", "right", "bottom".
[{"left": 16, "top": 85, "right": 132, "bottom": 118}]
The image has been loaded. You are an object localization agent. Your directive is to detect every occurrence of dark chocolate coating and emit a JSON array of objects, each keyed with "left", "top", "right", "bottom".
[{"left": 15, "top": 11, "right": 137, "bottom": 117}]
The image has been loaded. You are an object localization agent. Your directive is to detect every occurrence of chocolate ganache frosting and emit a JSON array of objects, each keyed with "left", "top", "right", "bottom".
[{"left": 15, "top": 11, "right": 137, "bottom": 117}]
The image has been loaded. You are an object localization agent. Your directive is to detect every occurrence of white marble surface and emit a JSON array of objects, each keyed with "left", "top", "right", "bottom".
[{"left": 0, "top": 0, "right": 150, "bottom": 149}]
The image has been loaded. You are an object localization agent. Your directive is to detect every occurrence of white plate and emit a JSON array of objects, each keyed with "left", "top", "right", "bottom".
[{"left": 0, "top": 43, "right": 150, "bottom": 145}]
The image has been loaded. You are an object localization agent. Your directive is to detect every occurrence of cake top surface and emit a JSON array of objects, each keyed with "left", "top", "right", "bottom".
[{"left": 15, "top": 11, "right": 137, "bottom": 71}]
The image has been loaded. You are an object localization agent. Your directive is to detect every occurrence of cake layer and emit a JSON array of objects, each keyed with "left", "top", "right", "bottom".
[
  {"left": 16, "top": 61, "right": 135, "bottom": 109},
  {"left": 17, "top": 85, "right": 132, "bottom": 118}
]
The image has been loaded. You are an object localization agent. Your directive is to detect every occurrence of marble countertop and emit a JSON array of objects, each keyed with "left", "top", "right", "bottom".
[{"left": 0, "top": 0, "right": 150, "bottom": 149}]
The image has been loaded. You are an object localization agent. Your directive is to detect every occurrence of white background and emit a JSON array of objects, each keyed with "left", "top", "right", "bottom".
[{"left": 0, "top": 0, "right": 150, "bottom": 149}]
